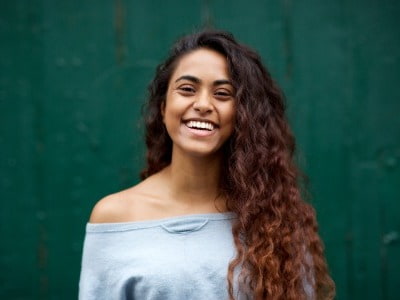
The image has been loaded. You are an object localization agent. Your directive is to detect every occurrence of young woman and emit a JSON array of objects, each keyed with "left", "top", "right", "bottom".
[{"left": 79, "top": 30, "right": 335, "bottom": 300}]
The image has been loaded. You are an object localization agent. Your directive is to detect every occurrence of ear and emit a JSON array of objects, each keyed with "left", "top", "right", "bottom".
[{"left": 160, "top": 100, "right": 166, "bottom": 123}]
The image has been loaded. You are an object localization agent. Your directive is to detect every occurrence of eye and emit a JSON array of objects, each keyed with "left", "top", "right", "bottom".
[
  {"left": 214, "top": 89, "right": 232, "bottom": 100},
  {"left": 178, "top": 85, "right": 196, "bottom": 95}
]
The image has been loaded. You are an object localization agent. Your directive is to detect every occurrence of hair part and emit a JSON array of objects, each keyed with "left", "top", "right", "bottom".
[{"left": 141, "top": 29, "right": 335, "bottom": 299}]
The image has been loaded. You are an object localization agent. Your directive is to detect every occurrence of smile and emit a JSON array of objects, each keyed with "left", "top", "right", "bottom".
[{"left": 184, "top": 120, "right": 216, "bottom": 131}]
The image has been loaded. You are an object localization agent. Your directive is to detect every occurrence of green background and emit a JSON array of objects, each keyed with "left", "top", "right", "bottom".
[{"left": 1, "top": 0, "right": 399, "bottom": 299}]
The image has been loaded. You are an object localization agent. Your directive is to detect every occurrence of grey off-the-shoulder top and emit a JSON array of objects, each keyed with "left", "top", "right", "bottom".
[
  {"left": 79, "top": 212, "right": 247, "bottom": 300},
  {"left": 79, "top": 212, "right": 315, "bottom": 299}
]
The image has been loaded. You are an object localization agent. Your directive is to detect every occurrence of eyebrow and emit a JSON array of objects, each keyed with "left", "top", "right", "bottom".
[{"left": 175, "top": 75, "right": 232, "bottom": 86}]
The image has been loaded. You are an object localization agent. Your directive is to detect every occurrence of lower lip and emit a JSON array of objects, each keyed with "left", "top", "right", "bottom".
[{"left": 183, "top": 123, "right": 216, "bottom": 137}]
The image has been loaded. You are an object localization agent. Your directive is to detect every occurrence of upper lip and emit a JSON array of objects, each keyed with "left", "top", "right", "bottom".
[{"left": 182, "top": 118, "right": 219, "bottom": 127}]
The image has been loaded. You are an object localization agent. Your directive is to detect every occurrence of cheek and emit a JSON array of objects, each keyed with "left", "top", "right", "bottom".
[
  {"left": 164, "top": 105, "right": 181, "bottom": 122},
  {"left": 218, "top": 107, "right": 235, "bottom": 139},
  {"left": 163, "top": 102, "right": 185, "bottom": 131},
  {"left": 223, "top": 104, "right": 236, "bottom": 126}
]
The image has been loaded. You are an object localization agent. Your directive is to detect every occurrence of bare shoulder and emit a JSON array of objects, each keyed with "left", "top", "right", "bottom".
[
  {"left": 89, "top": 190, "right": 131, "bottom": 223},
  {"left": 89, "top": 173, "right": 168, "bottom": 223}
]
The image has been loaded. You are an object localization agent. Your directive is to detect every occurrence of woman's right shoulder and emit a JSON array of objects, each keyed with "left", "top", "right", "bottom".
[
  {"left": 89, "top": 173, "right": 167, "bottom": 224},
  {"left": 89, "top": 190, "right": 132, "bottom": 224}
]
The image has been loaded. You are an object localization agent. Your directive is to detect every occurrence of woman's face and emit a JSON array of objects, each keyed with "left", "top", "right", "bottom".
[{"left": 162, "top": 48, "right": 235, "bottom": 158}]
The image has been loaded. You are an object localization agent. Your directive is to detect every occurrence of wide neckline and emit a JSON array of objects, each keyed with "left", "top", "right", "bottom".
[{"left": 86, "top": 212, "right": 236, "bottom": 233}]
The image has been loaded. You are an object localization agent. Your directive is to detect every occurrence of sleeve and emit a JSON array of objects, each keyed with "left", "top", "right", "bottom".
[{"left": 79, "top": 231, "right": 114, "bottom": 300}]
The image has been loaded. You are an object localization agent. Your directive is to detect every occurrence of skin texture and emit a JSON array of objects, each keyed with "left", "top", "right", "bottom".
[{"left": 89, "top": 49, "right": 234, "bottom": 223}]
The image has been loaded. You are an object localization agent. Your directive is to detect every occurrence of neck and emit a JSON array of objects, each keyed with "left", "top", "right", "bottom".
[{"left": 164, "top": 147, "right": 223, "bottom": 207}]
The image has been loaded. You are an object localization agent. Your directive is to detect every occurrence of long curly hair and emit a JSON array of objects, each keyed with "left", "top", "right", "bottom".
[{"left": 141, "top": 30, "right": 335, "bottom": 300}]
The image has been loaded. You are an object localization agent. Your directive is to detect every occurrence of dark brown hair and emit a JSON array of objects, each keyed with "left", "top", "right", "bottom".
[{"left": 141, "top": 30, "right": 335, "bottom": 299}]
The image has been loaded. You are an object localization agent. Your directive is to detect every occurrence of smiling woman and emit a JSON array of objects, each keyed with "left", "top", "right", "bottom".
[
  {"left": 79, "top": 30, "right": 335, "bottom": 300},
  {"left": 162, "top": 48, "right": 235, "bottom": 157}
]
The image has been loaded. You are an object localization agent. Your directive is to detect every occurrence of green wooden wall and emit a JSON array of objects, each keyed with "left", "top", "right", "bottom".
[{"left": 1, "top": 0, "right": 399, "bottom": 299}]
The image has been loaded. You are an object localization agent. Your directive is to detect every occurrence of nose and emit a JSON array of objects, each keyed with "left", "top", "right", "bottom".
[{"left": 193, "top": 91, "right": 213, "bottom": 114}]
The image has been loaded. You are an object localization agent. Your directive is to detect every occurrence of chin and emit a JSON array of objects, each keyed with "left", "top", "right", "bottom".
[{"left": 175, "top": 144, "right": 222, "bottom": 159}]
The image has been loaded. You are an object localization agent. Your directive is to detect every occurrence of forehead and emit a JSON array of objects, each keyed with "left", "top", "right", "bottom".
[{"left": 170, "top": 48, "right": 230, "bottom": 81}]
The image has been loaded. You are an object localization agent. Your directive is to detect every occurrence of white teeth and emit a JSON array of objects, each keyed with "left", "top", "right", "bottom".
[{"left": 186, "top": 120, "right": 215, "bottom": 131}]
